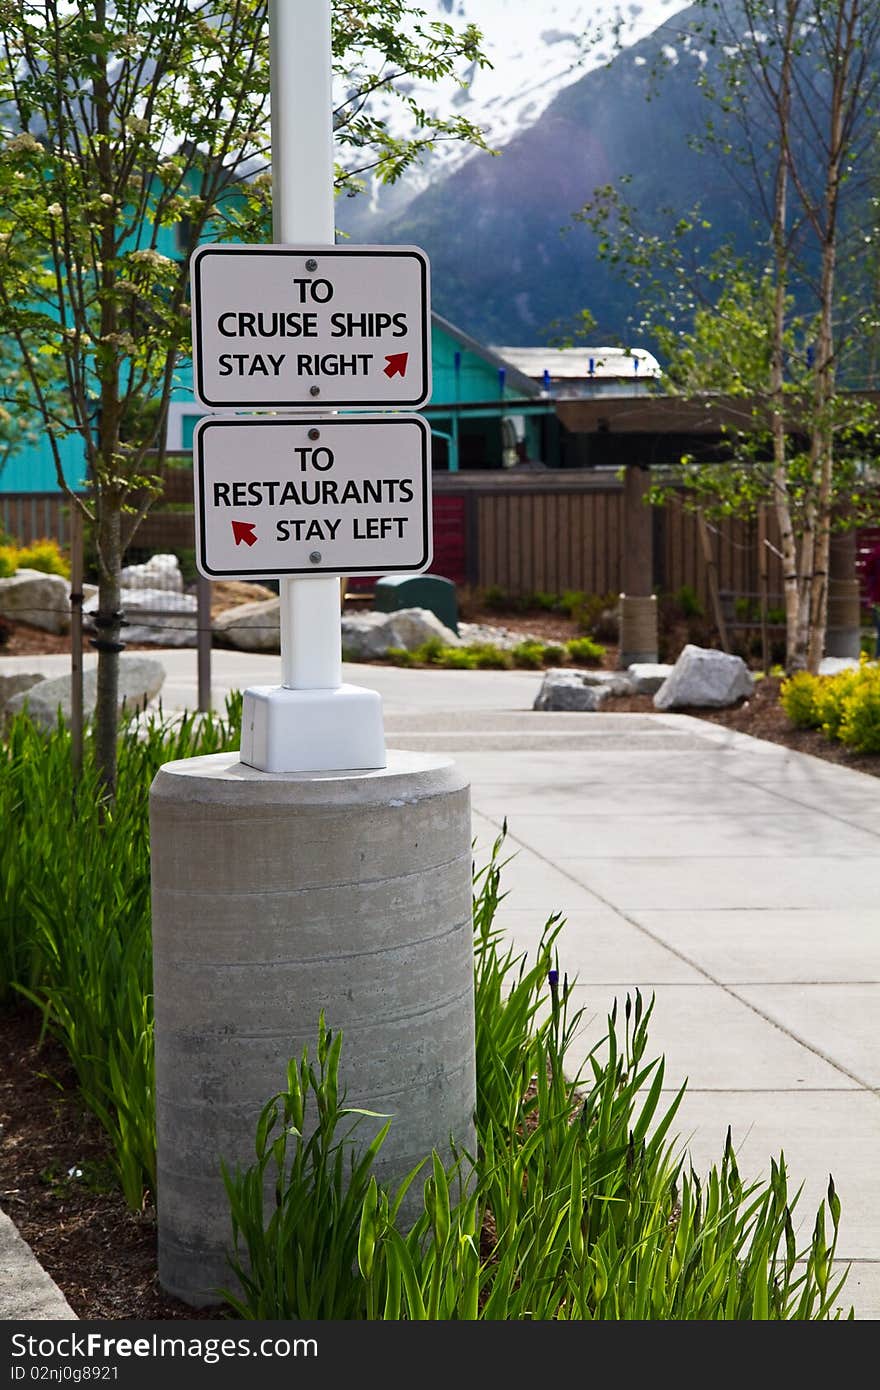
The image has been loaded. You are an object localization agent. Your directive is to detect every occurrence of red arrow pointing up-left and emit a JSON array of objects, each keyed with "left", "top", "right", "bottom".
[
  {"left": 384, "top": 352, "right": 409, "bottom": 378},
  {"left": 231, "top": 520, "right": 257, "bottom": 547}
]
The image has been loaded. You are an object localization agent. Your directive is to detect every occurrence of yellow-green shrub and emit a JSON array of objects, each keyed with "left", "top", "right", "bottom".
[
  {"left": 1, "top": 537, "right": 71, "bottom": 578},
  {"left": 18, "top": 538, "right": 70, "bottom": 577},
  {"left": 838, "top": 666, "right": 880, "bottom": 754},
  {"left": 815, "top": 669, "right": 860, "bottom": 742},
  {"left": 566, "top": 635, "right": 605, "bottom": 666},
  {"left": 779, "top": 671, "right": 823, "bottom": 728}
]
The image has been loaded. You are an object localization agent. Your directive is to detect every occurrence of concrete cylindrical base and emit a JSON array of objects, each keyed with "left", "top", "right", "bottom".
[
  {"left": 825, "top": 579, "right": 862, "bottom": 659},
  {"left": 149, "top": 750, "right": 474, "bottom": 1307},
  {"left": 618, "top": 593, "right": 659, "bottom": 668}
]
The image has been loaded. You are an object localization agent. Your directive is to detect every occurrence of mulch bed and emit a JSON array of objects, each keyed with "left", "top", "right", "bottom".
[
  {"left": 601, "top": 675, "right": 880, "bottom": 779},
  {"left": 0, "top": 1007, "right": 226, "bottom": 1321}
]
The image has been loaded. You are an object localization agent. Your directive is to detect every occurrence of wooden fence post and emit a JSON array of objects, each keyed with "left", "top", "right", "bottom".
[
  {"left": 697, "top": 509, "right": 730, "bottom": 653},
  {"left": 69, "top": 506, "right": 84, "bottom": 779}
]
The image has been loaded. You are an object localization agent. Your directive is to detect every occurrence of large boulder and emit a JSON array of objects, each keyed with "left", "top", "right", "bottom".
[
  {"left": 534, "top": 668, "right": 630, "bottom": 711},
  {"left": 119, "top": 553, "right": 183, "bottom": 593},
  {"left": 0, "top": 671, "right": 46, "bottom": 717},
  {"left": 213, "top": 597, "right": 280, "bottom": 653},
  {"left": 653, "top": 644, "right": 754, "bottom": 710},
  {"left": 341, "top": 607, "right": 461, "bottom": 661},
  {"left": 627, "top": 662, "right": 674, "bottom": 696},
  {"left": 6, "top": 655, "right": 165, "bottom": 731},
  {"left": 818, "top": 657, "right": 861, "bottom": 675},
  {"left": 0, "top": 569, "right": 71, "bottom": 634},
  {"left": 84, "top": 587, "right": 198, "bottom": 647}
]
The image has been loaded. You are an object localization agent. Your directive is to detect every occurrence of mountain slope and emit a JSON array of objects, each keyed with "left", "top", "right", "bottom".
[
  {"left": 339, "top": 0, "right": 689, "bottom": 231},
  {"left": 335, "top": 5, "right": 770, "bottom": 345}
]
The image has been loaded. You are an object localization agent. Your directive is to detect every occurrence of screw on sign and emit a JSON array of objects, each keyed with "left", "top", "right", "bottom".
[{"left": 190, "top": 245, "right": 432, "bottom": 409}]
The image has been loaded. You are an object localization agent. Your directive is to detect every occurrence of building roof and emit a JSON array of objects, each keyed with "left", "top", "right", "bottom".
[
  {"left": 490, "top": 345, "right": 662, "bottom": 383},
  {"left": 431, "top": 312, "right": 543, "bottom": 398}
]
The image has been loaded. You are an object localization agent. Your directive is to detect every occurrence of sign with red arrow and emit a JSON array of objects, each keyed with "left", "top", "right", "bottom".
[
  {"left": 383, "top": 352, "right": 408, "bottom": 379},
  {"left": 192, "top": 414, "right": 432, "bottom": 581},
  {"left": 231, "top": 520, "right": 258, "bottom": 547},
  {"left": 191, "top": 244, "right": 431, "bottom": 409}
]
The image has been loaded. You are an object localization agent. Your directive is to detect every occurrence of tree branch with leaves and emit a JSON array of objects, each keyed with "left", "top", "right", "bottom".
[{"left": 0, "top": 0, "right": 488, "bottom": 794}]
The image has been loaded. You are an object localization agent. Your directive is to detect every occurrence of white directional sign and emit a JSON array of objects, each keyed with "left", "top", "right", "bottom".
[
  {"left": 190, "top": 244, "right": 431, "bottom": 409},
  {"left": 192, "top": 415, "right": 431, "bottom": 580}
]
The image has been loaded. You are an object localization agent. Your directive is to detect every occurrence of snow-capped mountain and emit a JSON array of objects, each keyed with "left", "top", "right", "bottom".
[
  {"left": 341, "top": 0, "right": 690, "bottom": 224},
  {"left": 419, "top": 0, "right": 690, "bottom": 167}
]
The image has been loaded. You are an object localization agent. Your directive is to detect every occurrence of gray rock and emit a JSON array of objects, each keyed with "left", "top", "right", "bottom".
[
  {"left": 84, "top": 587, "right": 198, "bottom": 647},
  {"left": 6, "top": 655, "right": 165, "bottom": 731},
  {"left": 653, "top": 644, "right": 754, "bottom": 710},
  {"left": 0, "top": 671, "right": 46, "bottom": 715},
  {"left": 627, "top": 662, "right": 675, "bottom": 695},
  {"left": 457, "top": 621, "right": 559, "bottom": 651},
  {"left": 0, "top": 569, "right": 71, "bottom": 634},
  {"left": 120, "top": 553, "right": 183, "bottom": 593},
  {"left": 213, "top": 597, "right": 280, "bottom": 652},
  {"left": 533, "top": 668, "right": 613, "bottom": 711},
  {"left": 342, "top": 607, "right": 461, "bottom": 661},
  {"left": 578, "top": 669, "right": 635, "bottom": 694}
]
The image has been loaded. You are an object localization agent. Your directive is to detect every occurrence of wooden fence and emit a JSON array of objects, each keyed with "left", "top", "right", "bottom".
[
  {"left": 0, "top": 467, "right": 823, "bottom": 614},
  {"left": 431, "top": 471, "right": 786, "bottom": 607},
  {"left": 1, "top": 493, "right": 73, "bottom": 549}
]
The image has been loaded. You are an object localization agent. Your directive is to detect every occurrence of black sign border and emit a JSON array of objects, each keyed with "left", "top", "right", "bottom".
[
  {"left": 191, "top": 245, "right": 431, "bottom": 409},
  {"left": 193, "top": 414, "right": 432, "bottom": 579}
]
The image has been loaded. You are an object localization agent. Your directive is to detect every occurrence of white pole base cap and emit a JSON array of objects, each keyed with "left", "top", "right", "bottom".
[{"left": 240, "top": 683, "right": 386, "bottom": 773}]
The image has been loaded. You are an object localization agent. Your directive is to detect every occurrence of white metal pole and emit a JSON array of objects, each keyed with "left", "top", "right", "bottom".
[{"left": 270, "top": 0, "right": 342, "bottom": 690}]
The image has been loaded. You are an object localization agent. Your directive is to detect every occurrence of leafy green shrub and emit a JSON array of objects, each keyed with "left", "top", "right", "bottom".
[
  {"left": 415, "top": 636, "right": 445, "bottom": 664},
  {"left": 780, "top": 672, "right": 822, "bottom": 729},
  {"left": 541, "top": 643, "right": 565, "bottom": 665},
  {"left": 572, "top": 591, "right": 619, "bottom": 641},
  {"left": 471, "top": 643, "right": 512, "bottom": 669},
  {"left": 838, "top": 666, "right": 880, "bottom": 753},
  {"left": 482, "top": 585, "right": 508, "bottom": 612},
  {"left": 527, "top": 591, "right": 559, "bottom": 612},
  {"left": 511, "top": 640, "right": 544, "bottom": 669},
  {"left": 385, "top": 647, "right": 415, "bottom": 666},
  {"left": 674, "top": 584, "right": 704, "bottom": 619},
  {"left": 0, "top": 545, "right": 18, "bottom": 578},
  {"left": 559, "top": 589, "right": 587, "bottom": 617},
  {"left": 222, "top": 829, "right": 852, "bottom": 1321},
  {"left": 436, "top": 648, "right": 478, "bottom": 669},
  {"left": 566, "top": 635, "right": 606, "bottom": 666}
]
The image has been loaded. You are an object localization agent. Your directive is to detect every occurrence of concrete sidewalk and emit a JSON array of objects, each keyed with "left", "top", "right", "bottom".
[{"left": 2, "top": 651, "right": 878, "bottom": 1318}]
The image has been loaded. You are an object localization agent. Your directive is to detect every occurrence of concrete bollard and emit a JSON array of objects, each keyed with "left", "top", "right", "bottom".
[
  {"left": 618, "top": 592, "right": 659, "bottom": 667},
  {"left": 149, "top": 749, "right": 474, "bottom": 1306}
]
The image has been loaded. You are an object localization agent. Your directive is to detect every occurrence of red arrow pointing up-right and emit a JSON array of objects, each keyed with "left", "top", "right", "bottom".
[
  {"left": 231, "top": 520, "right": 258, "bottom": 547},
  {"left": 384, "top": 352, "right": 409, "bottom": 378}
]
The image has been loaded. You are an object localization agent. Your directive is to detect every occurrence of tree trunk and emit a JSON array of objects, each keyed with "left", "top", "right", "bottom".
[
  {"left": 806, "top": 2, "right": 849, "bottom": 671},
  {"left": 768, "top": 1, "right": 802, "bottom": 671},
  {"left": 93, "top": 503, "right": 124, "bottom": 799}
]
